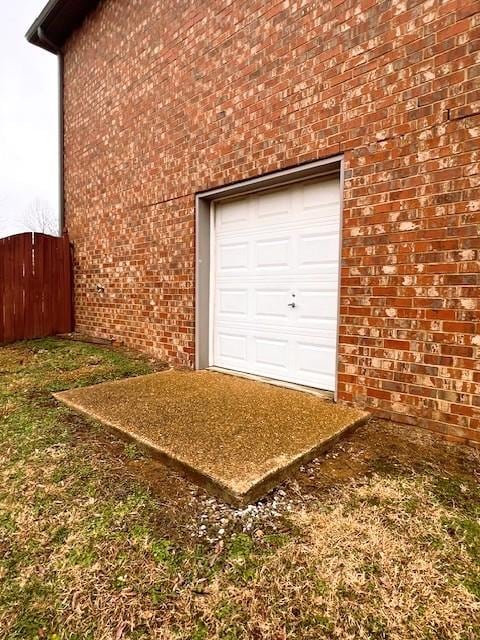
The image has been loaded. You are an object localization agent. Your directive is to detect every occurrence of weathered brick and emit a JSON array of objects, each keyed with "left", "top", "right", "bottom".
[{"left": 63, "top": 0, "right": 480, "bottom": 445}]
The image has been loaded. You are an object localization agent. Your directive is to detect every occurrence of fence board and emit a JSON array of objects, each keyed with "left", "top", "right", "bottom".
[
  {"left": 0, "top": 232, "right": 73, "bottom": 344},
  {"left": 42, "top": 235, "right": 53, "bottom": 337},
  {"left": 32, "top": 233, "right": 44, "bottom": 337},
  {"left": 3, "top": 238, "right": 15, "bottom": 343},
  {"left": 13, "top": 234, "right": 25, "bottom": 340},
  {"left": 23, "top": 233, "right": 35, "bottom": 338}
]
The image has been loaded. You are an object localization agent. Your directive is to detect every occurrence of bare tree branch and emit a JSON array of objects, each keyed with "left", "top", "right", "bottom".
[{"left": 22, "top": 199, "right": 58, "bottom": 236}]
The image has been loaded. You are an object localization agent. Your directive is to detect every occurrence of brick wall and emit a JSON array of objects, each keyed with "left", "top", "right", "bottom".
[{"left": 63, "top": 0, "right": 480, "bottom": 445}]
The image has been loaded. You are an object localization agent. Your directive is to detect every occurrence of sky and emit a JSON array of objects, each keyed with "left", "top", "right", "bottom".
[{"left": 0, "top": 0, "right": 59, "bottom": 238}]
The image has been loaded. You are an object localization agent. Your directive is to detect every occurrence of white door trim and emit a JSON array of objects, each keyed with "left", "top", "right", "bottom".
[{"left": 208, "top": 202, "right": 216, "bottom": 367}]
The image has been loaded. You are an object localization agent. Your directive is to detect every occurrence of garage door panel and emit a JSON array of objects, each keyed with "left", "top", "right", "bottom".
[
  {"left": 298, "top": 232, "right": 339, "bottom": 267},
  {"left": 255, "top": 237, "right": 290, "bottom": 269},
  {"left": 216, "top": 199, "right": 250, "bottom": 231},
  {"left": 216, "top": 332, "right": 247, "bottom": 362},
  {"left": 255, "top": 289, "right": 290, "bottom": 320},
  {"left": 255, "top": 337, "right": 289, "bottom": 370},
  {"left": 213, "top": 177, "right": 340, "bottom": 391},
  {"left": 256, "top": 190, "right": 291, "bottom": 223},
  {"left": 297, "top": 342, "right": 335, "bottom": 374},
  {"left": 216, "top": 319, "right": 335, "bottom": 339},
  {"left": 217, "top": 288, "right": 248, "bottom": 317},
  {"left": 218, "top": 241, "right": 250, "bottom": 272},
  {"left": 302, "top": 178, "right": 340, "bottom": 209},
  {"left": 296, "top": 290, "right": 338, "bottom": 322}
]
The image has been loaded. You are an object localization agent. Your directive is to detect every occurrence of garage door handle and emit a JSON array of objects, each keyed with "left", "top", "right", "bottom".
[{"left": 287, "top": 302, "right": 296, "bottom": 308}]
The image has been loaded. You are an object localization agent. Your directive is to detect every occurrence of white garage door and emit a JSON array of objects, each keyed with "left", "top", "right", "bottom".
[{"left": 212, "top": 177, "right": 340, "bottom": 391}]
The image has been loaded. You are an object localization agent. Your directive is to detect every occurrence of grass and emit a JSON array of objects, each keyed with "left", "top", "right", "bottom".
[{"left": 0, "top": 338, "right": 479, "bottom": 639}]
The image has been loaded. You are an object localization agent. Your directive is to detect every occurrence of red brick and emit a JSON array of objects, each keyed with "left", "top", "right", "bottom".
[{"left": 62, "top": 0, "right": 480, "bottom": 446}]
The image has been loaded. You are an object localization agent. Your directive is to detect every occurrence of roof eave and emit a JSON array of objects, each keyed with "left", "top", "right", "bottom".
[
  {"left": 25, "top": 0, "right": 63, "bottom": 51},
  {"left": 25, "top": 0, "right": 100, "bottom": 54},
  {"left": 26, "top": 29, "right": 60, "bottom": 54}
]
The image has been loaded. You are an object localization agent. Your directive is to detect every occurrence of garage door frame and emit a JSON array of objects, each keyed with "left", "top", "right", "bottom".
[{"left": 195, "top": 155, "right": 344, "bottom": 399}]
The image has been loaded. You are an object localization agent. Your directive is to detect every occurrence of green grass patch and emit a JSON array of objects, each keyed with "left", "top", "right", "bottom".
[
  {"left": 431, "top": 476, "right": 480, "bottom": 517},
  {"left": 0, "top": 338, "right": 479, "bottom": 640}
]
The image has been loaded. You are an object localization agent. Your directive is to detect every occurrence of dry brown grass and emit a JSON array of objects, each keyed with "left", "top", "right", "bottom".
[
  {"left": 0, "top": 339, "right": 479, "bottom": 639},
  {"left": 156, "top": 475, "right": 479, "bottom": 640}
]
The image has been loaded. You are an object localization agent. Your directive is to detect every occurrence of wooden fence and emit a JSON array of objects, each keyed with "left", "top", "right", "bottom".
[{"left": 0, "top": 232, "right": 73, "bottom": 344}]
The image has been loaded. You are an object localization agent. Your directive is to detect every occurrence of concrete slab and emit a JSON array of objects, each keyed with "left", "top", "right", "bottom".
[{"left": 54, "top": 371, "right": 369, "bottom": 505}]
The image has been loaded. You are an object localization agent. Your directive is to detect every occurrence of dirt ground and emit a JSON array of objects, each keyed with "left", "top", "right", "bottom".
[{"left": 88, "top": 412, "right": 480, "bottom": 545}]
